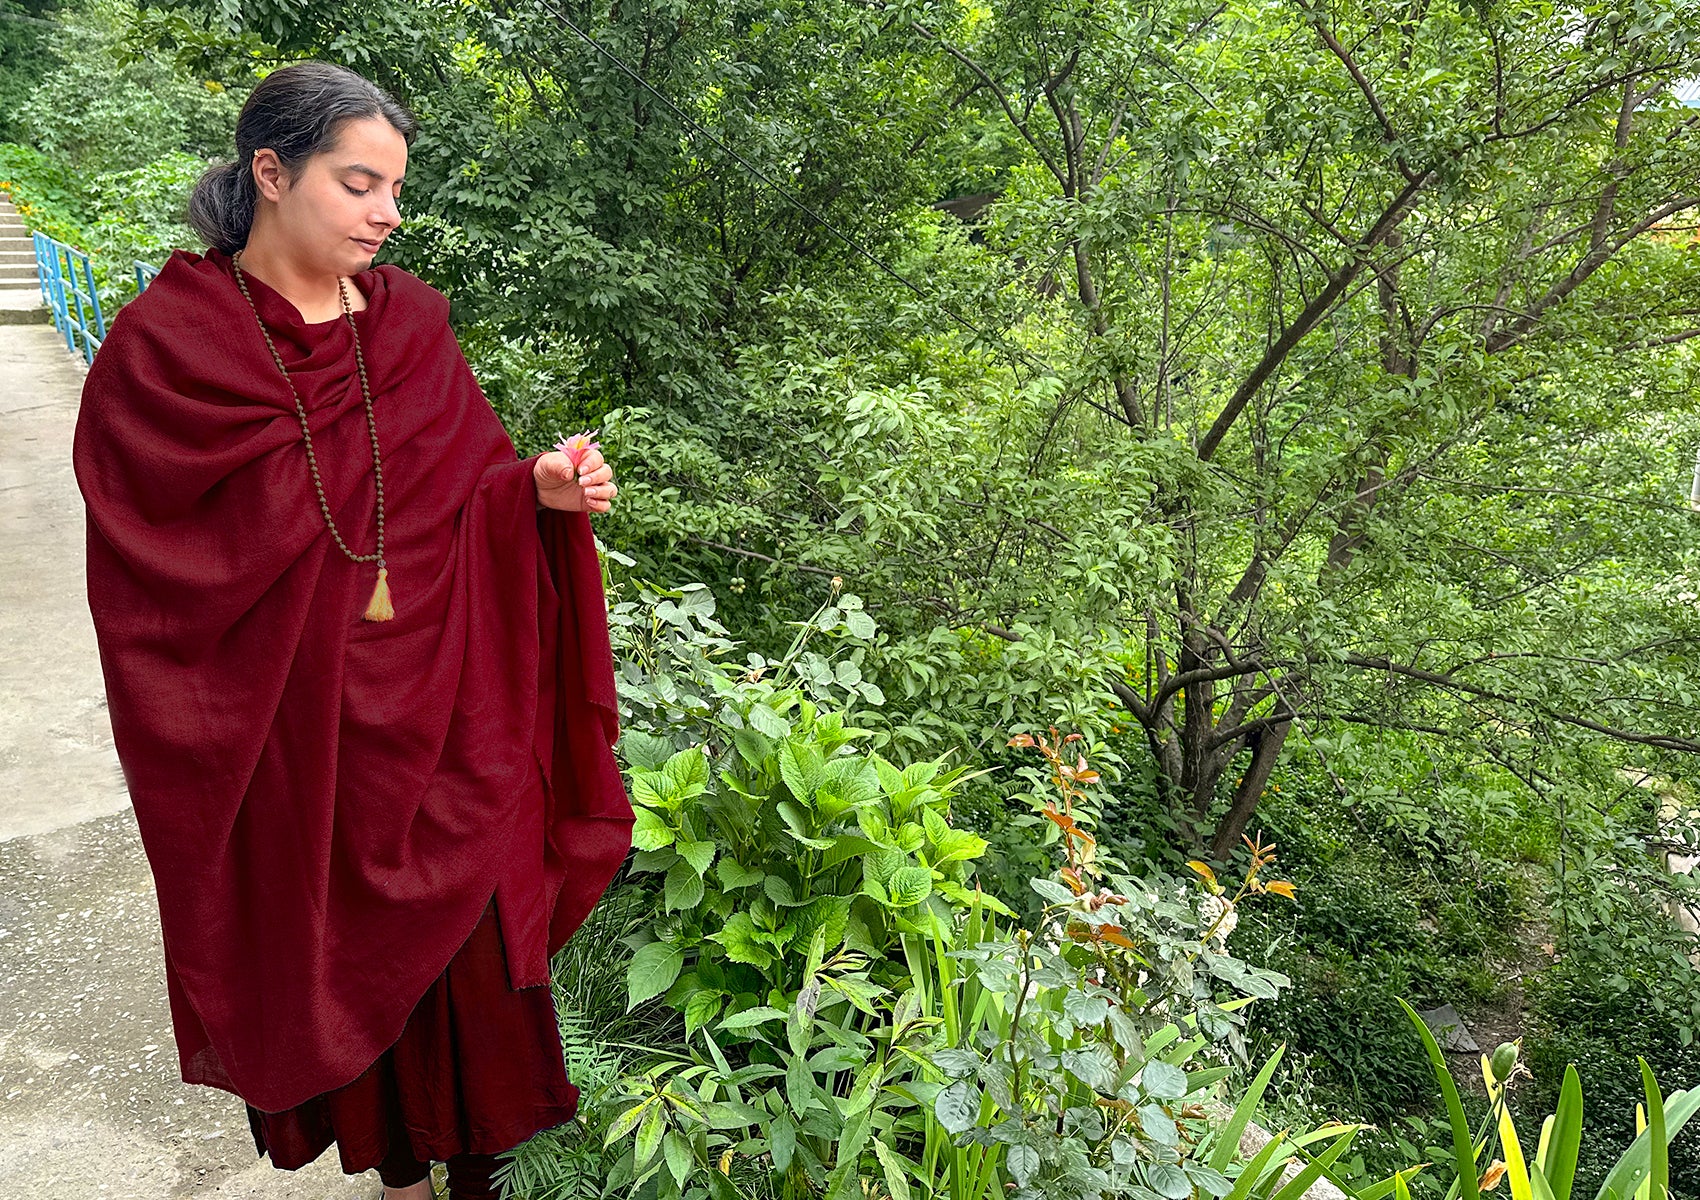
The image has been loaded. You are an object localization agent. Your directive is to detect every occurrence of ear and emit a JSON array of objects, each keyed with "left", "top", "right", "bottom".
[{"left": 251, "top": 148, "right": 289, "bottom": 203}]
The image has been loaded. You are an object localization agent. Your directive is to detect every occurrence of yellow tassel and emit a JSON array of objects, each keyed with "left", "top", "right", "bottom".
[{"left": 363, "top": 565, "right": 394, "bottom": 621}]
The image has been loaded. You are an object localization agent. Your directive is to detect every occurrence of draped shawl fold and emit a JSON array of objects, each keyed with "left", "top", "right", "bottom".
[{"left": 71, "top": 246, "right": 635, "bottom": 1112}]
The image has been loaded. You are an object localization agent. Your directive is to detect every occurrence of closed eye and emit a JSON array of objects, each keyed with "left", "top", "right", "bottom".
[{"left": 345, "top": 184, "right": 370, "bottom": 196}]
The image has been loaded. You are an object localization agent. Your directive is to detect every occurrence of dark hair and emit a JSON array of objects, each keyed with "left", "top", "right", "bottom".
[{"left": 187, "top": 61, "right": 419, "bottom": 255}]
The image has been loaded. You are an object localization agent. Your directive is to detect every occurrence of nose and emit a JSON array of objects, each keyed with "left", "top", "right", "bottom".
[{"left": 372, "top": 192, "right": 401, "bottom": 232}]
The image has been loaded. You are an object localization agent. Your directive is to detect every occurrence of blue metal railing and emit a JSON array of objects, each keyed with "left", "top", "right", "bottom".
[
  {"left": 32, "top": 231, "right": 107, "bottom": 364},
  {"left": 135, "top": 259, "right": 158, "bottom": 293}
]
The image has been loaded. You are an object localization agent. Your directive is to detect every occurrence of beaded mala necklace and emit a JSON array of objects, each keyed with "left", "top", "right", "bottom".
[{"left": 231, "top": 249, "right": 394, "bottom": 621}]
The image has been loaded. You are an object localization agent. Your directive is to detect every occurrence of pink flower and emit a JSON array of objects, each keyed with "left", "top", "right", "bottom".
[{"left": 553, "top": 429, "right": 601, "bottom": 470}]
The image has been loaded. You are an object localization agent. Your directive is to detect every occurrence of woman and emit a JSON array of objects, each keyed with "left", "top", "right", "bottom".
[{"left": 71, "top": 61, "right": 635, "bottom": 1199}]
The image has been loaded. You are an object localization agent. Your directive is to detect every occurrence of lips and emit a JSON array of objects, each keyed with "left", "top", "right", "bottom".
[{"left": 352, "top": 238, "right": 382, "bottom": 252}]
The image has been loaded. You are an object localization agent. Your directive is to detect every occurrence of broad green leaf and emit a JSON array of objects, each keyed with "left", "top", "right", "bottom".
[
  {"left": 934, "top": 1078, "right": 979, "bottom": 1134},
  {"left": 675, "top": 837, "right": 716, "bottom": 875},
  {"left": 664, "top": 859, "right": 704, "bottom": 911},
  {"left": 627, "top": 942, "right": 684, "bottom": 1010},
  {"left": 662, "top": 1128, "right": 692, "bottom": 1188},
  {"left": 632, "top": 808, "right": 674, "bottom": 851}
]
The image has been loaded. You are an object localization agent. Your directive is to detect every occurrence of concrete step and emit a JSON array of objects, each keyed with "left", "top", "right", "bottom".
[
  {"left": 0, "top": 285, "right": 50, "bottom": 323},
  {"left": 0, "top": 265, "right": 37, "bottom": 282}
]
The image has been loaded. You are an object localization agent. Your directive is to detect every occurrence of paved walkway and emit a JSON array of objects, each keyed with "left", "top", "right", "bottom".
[{"left": 0, "top": 309, "right": 379, "bottom": 1195}]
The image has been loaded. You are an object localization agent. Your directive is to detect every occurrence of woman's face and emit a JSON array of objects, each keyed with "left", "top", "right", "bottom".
[{"left": 249, "top": 115, "right": 408, "bottom": 277}]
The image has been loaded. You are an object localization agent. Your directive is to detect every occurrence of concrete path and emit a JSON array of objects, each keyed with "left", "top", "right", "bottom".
[{"left": 0, "top": 260, "right": 384, "bottom": 1194}]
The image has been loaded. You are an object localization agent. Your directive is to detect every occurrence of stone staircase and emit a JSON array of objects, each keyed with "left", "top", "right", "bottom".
[{"left": 0, "top": 192, "right": 52, "bottom": 325}]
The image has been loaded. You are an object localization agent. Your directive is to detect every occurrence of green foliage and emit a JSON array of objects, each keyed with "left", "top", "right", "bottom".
[
  {"left": 617, "top": 708, "right": 1003, "bottom": 1021},
  {"left": 0, "top": 0, "right": 62, "bottom": 145},
  {"left": 1401, "top": 999, "right": 1698, "bottom": 1200},
  {"left": 1526, "top": 963, "right": 1700, "bottom": 1196},
  {"left": 16, "top": 0, "right": 238, "bottom": 176},
  {"left": 17, "top": 0, "right": 1700, "bottom": 1190},
  {"left": 1227, "top": 752, "right": 1525, "bottom": 1125},
  {"left": 0, "top": 140, "right": 86, "bottom": 241},
  {"left": 581, "top": 570, "right": 1308, "bottom": 1200}
]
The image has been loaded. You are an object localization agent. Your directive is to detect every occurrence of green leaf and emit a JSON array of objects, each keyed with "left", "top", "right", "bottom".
[
  {"left": 934, "top": 1079, "right": 979, "bottom": 1134},
  {"left": 675, "top": 837, "right": 716, "bottom": 876},
  {"left": 634, "top": 1101, "right": 665, "bottom": 1169},
  {"left": 764, "top": 874, "right": 805, "bottom": 906},
  {"left": 604, "top": 1097, "right": 653, "bottom": 1146},
  {"left": 872, "top": 1137, "right": 913, "bottom": 1200},
  {"left": 1540, "top": 1063, "right": 1583, "bottom": 1198},
  {"left": 931, "top": 828, "right": 989, "bottom": 865},
  {"left": 1642, "top": 1059, "right": 1668, "bottom": 1200},
  {"left": 661, "top": 746, "right": 709, "bottom": 801},
  {"left": 824, "top": 973, "right": 889, "bottom": 1016},
  {"left": 885, "top": 865, "right": 933, "bottom": 907},
  {"left": 718, "top": 1005, "right": 788, "bottom": 1030},
  {"left": 1147, "top": 1162, "right": 1193, "bottom": 1199},
  {"left": 1006, "top": 1144, "right": 1040, "bottom": 1187},
  {"left": 778, "top": 739, "right": 824, "bottom": 803},
  {"left": 1268, "top": 1126, "right": 1358, "bottom": 1200},
  {"left": 627, "top": 942, "right": 684, "bottom": 1010},
  {"left": 1209, "top": 1044, "right": 1285, "bottom": 1171},
  {"left": 665, "top": 859, "right": 705, "bottom": 911},
  {"left": 632, "top": 808, "right": 674, "bottom": 851},
  {"left": 794, "top": 895, "right": 853, "bottom": 957},
  {"left": 707, "top": 913, "right": 774, "bottom": 968},
  {"left": 1400, "top": 998, "right": 1480, "bottom": 1200},
  {"left": 1224, "top": 1131, "right": 1292, "bottom": 1200},
  {"left": 663, "top": 1128, "right": 692, "bottom": 1188},
  {"left": 618, "top": 731, "right": 673, "bottom": 771},
  {"left": 630, "top": 771, "right": 671, "bottom": 812},
  {"left": 785, "top": 1052, "right": 820, "bottom": 1117},
  {"left": 1064, "top": 1045, "right": 1119, "bottom": 1093},
  {"left": 776, "top": 800, "right": 834, "bottom": 849},
  {"left": 1140, "top": 1059, "right": 1188, "bottom": 1100},
  {"left": 747, "top": 703, "right": 791, "bottom": 738},
  {"left": 716, "top": 857, "right": 764, "bottom": 889},
  {"left": 683, "top": 988, "right": 724, "bottom": 1038},
  {"left": 769, "top": 1113, "right": 797, "bottom": 1173}
]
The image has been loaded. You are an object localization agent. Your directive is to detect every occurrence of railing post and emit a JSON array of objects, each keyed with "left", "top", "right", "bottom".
[
  {"left": 33, "top": 232, "right": 54, "bottom": 314},
  {"left": 60, "top": 243, "right": 94, "bottom": 362},
  {"left": 48, "top": 241, "right": 72, "bottom": 356},
  {"left": 75, "top": 247, "right": 105, "bottom": 362}
]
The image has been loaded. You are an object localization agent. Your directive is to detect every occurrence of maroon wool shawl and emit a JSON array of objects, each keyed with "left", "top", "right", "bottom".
[{"left": 71, "top": 245, "right": 635, "bottom": 1113}]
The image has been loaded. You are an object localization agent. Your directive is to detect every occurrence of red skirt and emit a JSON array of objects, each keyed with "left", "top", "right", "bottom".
[{"left": 244, "top": 891, "right": 581, "bottom": 1174}]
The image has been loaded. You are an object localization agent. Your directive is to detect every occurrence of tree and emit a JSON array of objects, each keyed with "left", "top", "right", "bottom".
[{"left": 907, "top": 0, "right": 1700, "bottom": 857}]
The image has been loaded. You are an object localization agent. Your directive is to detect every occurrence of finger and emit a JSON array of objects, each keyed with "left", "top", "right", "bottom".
[
  {"left": 580, "top": 464, "right": 613, "bottom": 486},
  {"left": 548, "top": 450, "right": 577, "bottom": 483},
  {"left": 574, "top": 448, "right": 605, "bottom": 476}
]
